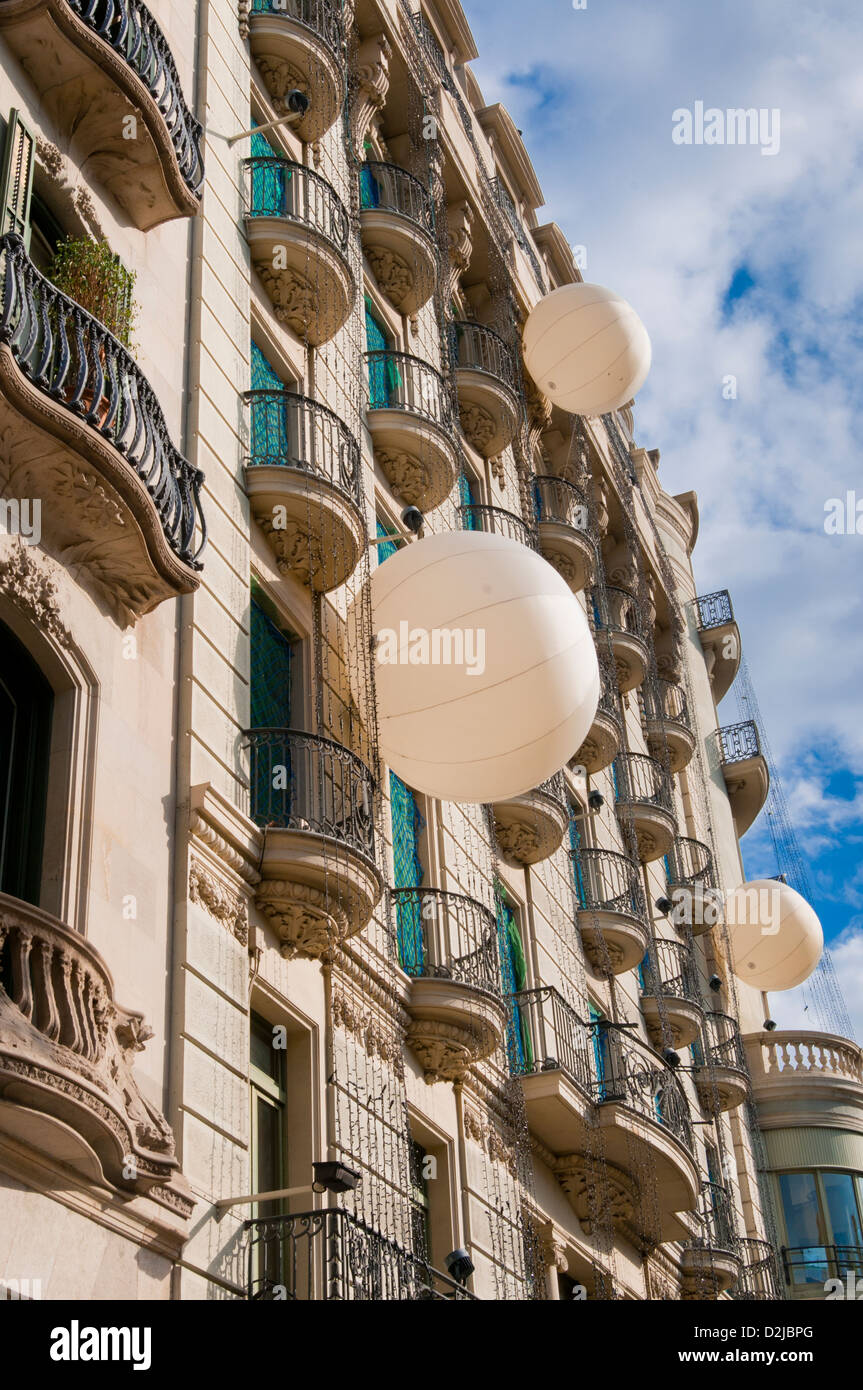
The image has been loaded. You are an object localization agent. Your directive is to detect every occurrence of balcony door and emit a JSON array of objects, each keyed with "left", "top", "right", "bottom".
[
  {"left": 390, "top": 772, "right": 425, "bottom": 974},
  {"left": 0, "top": 620, "right": 53, "bottom": 905},
  {"left": 249, "top": 589, "right": 299, "bottom": 828},
  {"left": 495, "top": 883, "right": 531, "bottom": 1073}
]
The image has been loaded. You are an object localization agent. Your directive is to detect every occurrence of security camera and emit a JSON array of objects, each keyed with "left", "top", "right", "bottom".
[
  {"left": 763, "top": 1019, "right": 777, "bottom": 1032},
  {"left": 285, "top": 89, "right": 310, "bottom": 117},
  {"left": 587, "top": 790, "right": 604, "bottom": 811},
  {"left": 402, "top": 505, "right": 424, "bottom": 535},
  {"left": 445, "top": 1248, "right": 475, "bottom": 1286},
  {"left": 311, "top": 1161, "right": 360, "bottom": 1194},
  {"left": 655, "top": 896, "right": 674, "bottom": 916},
  {"left": 662, "top": 1047, "right": 681, "bottom": 1069},
  {"left": 708, "top": 974, "right": 722, "bottom": 993}
]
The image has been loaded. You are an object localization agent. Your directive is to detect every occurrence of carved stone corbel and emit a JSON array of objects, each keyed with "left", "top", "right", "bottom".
[{"left": 351, "top": 34, "right": 392, "bottom": 150}]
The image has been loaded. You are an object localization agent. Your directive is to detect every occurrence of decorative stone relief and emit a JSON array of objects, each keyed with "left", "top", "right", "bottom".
[
  {"left": 458, "top": 402, "right": 496, "bottom": 454},
  {"left": 446, "top": 200, "right": 473, "bottom": 300},
  {"left": 332, "top": 990, "right": 405, "bottom": 1077},
  {"left": 489, "top": 457, "right": 505, "bottom": 489},
  {"left": 351, "top": 34, "right": 392, "bottom": 148},
  {"left": 238, "top": 0, "right": 250, "bottom": 39},
  {"left": 0, "top": 540, "right": 72, "bottom": 649},
  {"left": 189, "top": 858, "right": 249, "bottom": 946},
  {"left": 254, "top": 881, "right": 348, "bottom": 960},
  {"left": 255, "top": 262, "right": 316, "bottom": 339},
  {"left": 255, "top": 57, "right": 310, "bottom": 116},
  {"left": 375, "top": 448, "right": 431, "bottom": 506},
  {"left": 365, "top": 246, "right": 415, "bottom": 312}
]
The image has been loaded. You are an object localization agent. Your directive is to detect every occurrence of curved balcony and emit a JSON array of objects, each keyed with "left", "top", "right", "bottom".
[
  {"left": 0, "top": 0, "right": 203, "bottom": 229},
  {"left": 573, "top": 658, "right": 621, "bottom": 774},
  {"left": 533, "top": 475, "right": 596, "bottom": 594},
  {"left": 245, "top": 0, "right": 344, "bottom": 144},
  {"left": 697, "top": 590, "right": 741, "bottom": 704},
  {"left": 449, "top": 321, "right": 519, "bottom": 458},
  {"left": 595, "top": 586, "right": 649, "bottom": 692},
  {"left": 644, "top": 679, "right": 695, "bottom": 773},
  {"left": 359, "top": 163, "right": 436, "bottom": 316},
  {"left": 491, "top": 772, "right": 568, "bottom": 866},
  {"left": 716, "top": 721, "right": 769, "bottom": 837},
  {"left": 244, "top": 729, "right": 382, "bottom": 961},
  {"left": 639, "top": 939, "right": 704, "bottom": 1050},
  {"left": 507, "top": 986, "right": 593, "bottom": 1152},
  {"left": 665, "top": 835, "right": 717, "bottom": 938},
  {"left": 613, "top": 752, "right": 677, "bottom": 863},
  {"left": 557, "top": 1024, "right": 699, "bottom": 1249},
  {"left": 573, "top": 847, "right": 649, "bottom": 976},
  {"left": 460, "top": 503, "right": 537, "bottom": 549},
  {"left": 365, "top": 350, "right": 457, "bottom": 511},
  {"left": 693, "top": 1012, "right": 750, "bottom": 1114},
  {"left": 730, "top": 1238, "right": 782, "bottom": 1301},
  {"left": 0, "top": 233, "right": 205, "bottom": 621},
  {"left": 389, "top": 887, "right": 506, "bottom": 1084},
  {"left": 744, "top": 1029, "right": 863, "bottom": 1131},
  {"left": 244, "top": 158, "right": 353, "bottom": 345},
  {"left": 244, "top": 389, "right": 363, "bottom": 592},
  {"left": 0, "top": 891, "right": 184, "bottom": 1197},
  {"left": 681, "top": 1182, "right": 741, "bottom": 1299}
]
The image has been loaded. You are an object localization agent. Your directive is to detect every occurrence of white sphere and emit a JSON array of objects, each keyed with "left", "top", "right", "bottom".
[
  {"left": 726, "top": 879, "right": 823, "bottom": 992},
  {"left": 523, "top": 282, "right": 652, "bottom": 415},
  {"left": 360, "top": 531, "right": 600, "bottom": 803}
]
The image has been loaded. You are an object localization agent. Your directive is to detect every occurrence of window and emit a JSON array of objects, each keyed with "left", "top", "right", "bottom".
[
  {"left": 390, "top": 772, "right": 425, "bottom": 973},
  {"left": 250, "top": 1011, "right": 287, "bottom": 1221},
  {"left": 0, "top": 620, "right": 53, "bottom": 904},
  {"left": 249, "top": 120, "right": 293, "bottom": 216},
  {"left": 458, "top": 470, "right": 480, "bottom": 530},
  {"left": 365, "top": 299, "right": 401, "bottom": 408},
  {"left": 249, "top": 584, "right": 301, "bottom": 826},
  {"left": 778, "top": 1169, "right": 863, "bottom": 1288},
  {"left": 408, "top": 1138, "right": 432, "bottom": 1262},
  {"left": 375, "top": 516, "right": 403, "bottom": 563},
  {"left": 494, "top": 882, "right": 531, "bottom": 1074}
]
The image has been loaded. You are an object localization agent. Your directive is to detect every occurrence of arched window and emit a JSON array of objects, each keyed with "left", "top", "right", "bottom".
[{"left": 0, "top": 619, "right": 53, "bottom": 904}]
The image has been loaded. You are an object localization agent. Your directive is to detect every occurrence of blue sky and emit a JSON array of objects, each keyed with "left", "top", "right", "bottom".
[{"left": 462, "top": 0, "right": 863, "bottom": 1034}]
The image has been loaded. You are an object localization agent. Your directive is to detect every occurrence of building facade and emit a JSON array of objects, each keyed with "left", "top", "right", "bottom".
[{"left": 0, "top": 0, "right": 860, "bottom": 1302}]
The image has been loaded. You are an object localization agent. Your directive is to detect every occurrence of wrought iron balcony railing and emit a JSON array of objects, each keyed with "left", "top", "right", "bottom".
[
  {"left": 246, "top": 1207, "right": 478, "bottom": 1300},
  {"left": 689, "top": 1181, "right": 738, "bottom": 1255},
  {"left": 595, "top": 585, "right": 644, "bottom": 638},
  {"left": 359, "top": 162, "right": 433, "bottom": 232},
  {"left": 250, "top": 0, "right": 343, "bottom": 55},
  {"left": 644, "top": 679, "right": 690, "bottom": 729},
  {"left": 613, "top": 752, "right": 674, "bottom": 813},
  {"left": 640, "top": 939, "right": 700, "bottom": 1004},
  {"left": 244, "top": 389, "right": 360, "bottom": 502},
  {"left": 665, "top": 836, "right": 714, "bottom": 887},
  {"left": 365, "top": 350, "right": 452, "bottom": 427},
  {"left": 0, "top": 232, "right": 206, "bottom": 568},
  {"left": 698, "top": 1011, "right": 748, "bottom": 1073},
  {"left": 459, "top": 503, "right": 537, "bottom": 549},
  {"left": 590, "top": 1022, "right": 695, "bottom": 1154},
  {"left": 696, "top": 589, "right": 735, "bottom": 630},
  {"left": 449, "top": 320, "right": 517, "bottom": 391},
  {"left": 716, "top": 720, "right": 761, "bottom": 765},
  {"left": 66, "top": 0, "right": 205, "bottom": 197},
  {"left": 506, "top": 986, "right": 593, "bottom": 1094},
  {"left": 244, "top": 157, "right": 349, "bottom": 252},
  {"left": 388, "top": 887, "right": 500, "bottom": 996},
  {"left": 243, "top": 729, "right": 376, "bottom": 861},
  {"left": 572, "top": 847, "right": 646, "bottom": 920},
  {"left": 731, "top": 1238, "right": 782, "bottom": 1300},
  {"left": 782, "top": 1244, "right": 863, "bottom": 1290},
  {"left": 533, "top": 475, "right": 591, "bottom": 532},
  {"left": 490, "top": 177, "right": 546, "bottom": 294}
]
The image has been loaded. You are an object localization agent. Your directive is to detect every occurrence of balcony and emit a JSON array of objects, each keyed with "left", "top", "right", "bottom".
[
  {"left": 613, "top": 752, "right": 677, "bottom": 863},
  {"left": 573, "top": 847, "right": 650, "bottom": 976},
  {"left": 244, "top": 729, "right": 383, "bottom": 960},
  {"left": 365, "top": 350, "right": 457, "bottom": 511},
  {"left": 0, "top": 891, "right": 185, "bottom": 1198},
  {"left": 693, "top": 1012, "right": 750, "bottom": 1114},
  {"left": 643, "top": 679, "right": 695, "bottom": 773},
  {"left": 508, "top": 986, "right": 594, "bottom": 1152},
  {"left": 245, "top": 1207, "right": 478, "bottom": 1300},
  {"left": 665, "top": 836, "right": 716, "bottom": 938},
  {"left": 244, "top": 158, "right": 353, "bottom": 346},
  {"left": 730, "top": 1238, "right": 782, "bottom": 1300},
  {"left": 460, "top": 502, "right": 537, "bottom": 548},
  {"left": 782, "top": 1244, "right": 863, "bottom": 1300},
  {"left": 557, "top": 1025, "right": 699, "bottom": 1249},
  {"left": 390, "top": 887, "right": 506, "bottom": 1084},
  {"left": 244, "top": 0, "right": 344, "bottom": 144},
  {"left": 639, "top": 939, "right": 704, "bottom": 1050},
  {"left": 244, "top": 389, "right": 363, "bottom": 592},
  {"left": 359, "top": 163, "right": 436, "bottom": 316},
  {"left": 595, "top": 586, "right": 649, "bottom": 692},
  {"left": 716, "top": 721, "right": 769, "bottom": 837},
  {"left": 744, "top": 1029, "right": 863, "bottom": 1130},
  {"left": 696, "top": 590, "right": 741, "bottom": 703},
  {"left": 450, "top": 321, "right": 519, "bottom": 458},
  {"left": 533, "top": 475, "right": 596, "bottom": 594},
  {"left": 681, "top": 1182, "right": 741, "bottom": 1299},
  {"left": 491, "top": 772, "right": 569, "bottom": 867},
  {"left": 0, "top": 0, "right": 203, "bottom": 229},
  {"left": 573, "top": 658, "right": 621, "bottom": 774},
  {"left": 0, "top": 233, "right": 205, "bottom": 620}
]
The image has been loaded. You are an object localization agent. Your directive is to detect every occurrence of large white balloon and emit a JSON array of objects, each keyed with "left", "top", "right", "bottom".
[
  {"left": 726, "top": 879, "right": 823, "bottom": 992},
  {"left": 358, "top": 531, "right": 600, "bottom": 803},
  {"left": 523, "top": 282, "right": 652, "bottom": 416}
]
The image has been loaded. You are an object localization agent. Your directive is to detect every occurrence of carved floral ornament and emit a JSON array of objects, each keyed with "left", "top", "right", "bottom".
[{"left": 0, "top": 540, "right": 72, "bottom": 649}]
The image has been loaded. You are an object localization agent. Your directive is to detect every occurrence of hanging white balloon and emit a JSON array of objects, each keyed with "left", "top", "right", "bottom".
[
  {"left": 352, "top": 531, "right": 600, "bottom": 803},
  {"left": 523, "top": 282, "right": 652, "bottom": 416},
  {"left": 725, "top": 879, "right": 823, "bottom": 992}
]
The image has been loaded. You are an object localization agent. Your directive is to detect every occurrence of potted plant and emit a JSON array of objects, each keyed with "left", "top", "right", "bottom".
[{"left": 47, "top": 237, "right": 139, "bottom": 424}]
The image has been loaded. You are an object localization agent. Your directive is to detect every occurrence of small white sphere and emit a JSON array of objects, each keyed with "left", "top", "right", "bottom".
[
  {"left": 726, "top": 879, "right": 823, "bottom": 992},
  {"left": 360, "top": 531, "right": 600, "bottom": 803},
  {"left": 523, "top": 282, "right": 652, "bottom": 415}
]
